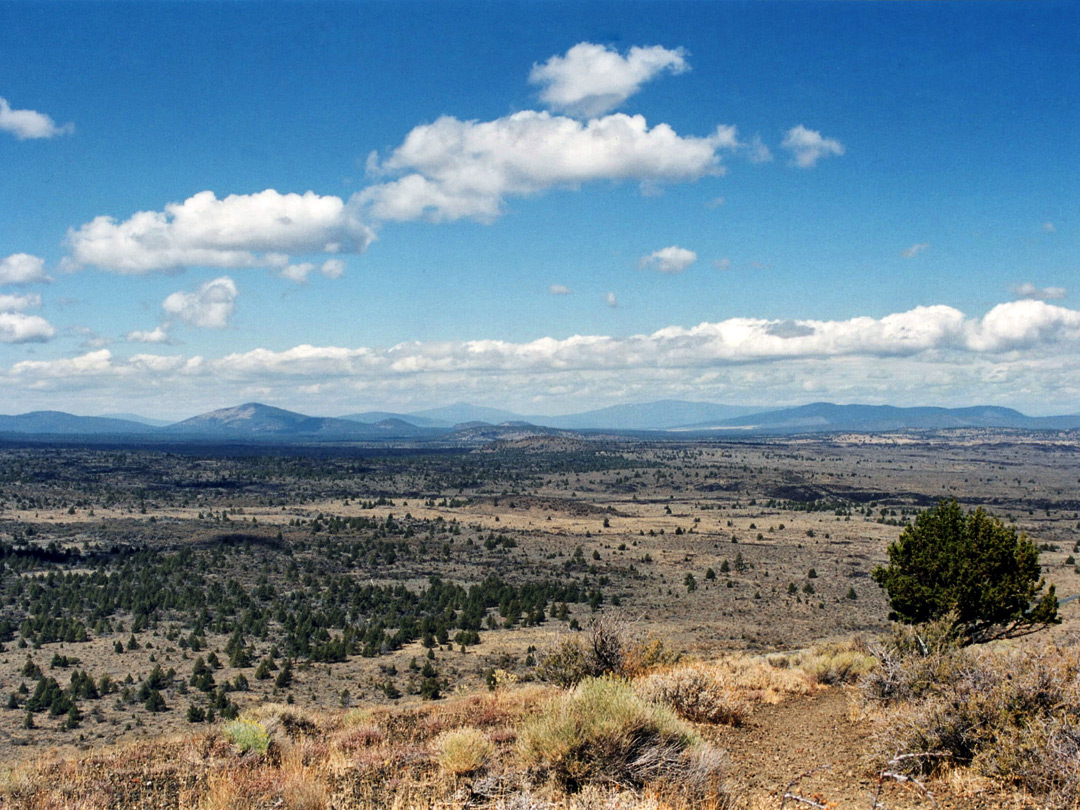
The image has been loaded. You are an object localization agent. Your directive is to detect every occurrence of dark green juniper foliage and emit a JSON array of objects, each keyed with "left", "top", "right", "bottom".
[{"left": 872, "top": 500, "right": 1058, "bottom": 644}]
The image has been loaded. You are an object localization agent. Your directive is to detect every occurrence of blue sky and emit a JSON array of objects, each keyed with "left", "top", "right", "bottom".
[{"left": 0, "top": 1, "right": 1077, "bottom": 419}]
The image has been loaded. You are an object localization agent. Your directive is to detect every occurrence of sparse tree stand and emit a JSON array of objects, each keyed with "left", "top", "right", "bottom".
[{"left": 872, "top": 500, "right": 1059, "bottom": 645}]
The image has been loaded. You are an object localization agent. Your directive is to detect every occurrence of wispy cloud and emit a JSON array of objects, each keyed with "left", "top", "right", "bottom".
[
  {"left": 900, "top": 243, "right": 929, "bottom": 258},
  {"left": 1011, "top": 282, "right": 1066, "bottom": 301},
  {"left": 745, "top": 135, "right": 773, "bottom": 164},
  {"left": 781, "top": 125, "right": 844, "bottom": 168},
  {"left": 549, "top": 284, "right": 571, "bottom": 295}
]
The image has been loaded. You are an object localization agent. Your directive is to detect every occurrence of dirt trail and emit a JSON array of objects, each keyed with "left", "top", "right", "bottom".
[
  {"left": 710, "top": 687, "right": 880, "bottom": 809},
  {"left": 707, "top": 687, "right": 1010, "bottom": 810}
]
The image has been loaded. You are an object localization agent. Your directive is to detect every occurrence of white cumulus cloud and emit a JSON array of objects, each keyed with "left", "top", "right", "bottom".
[
  {"left": 0, "top": 253, "right": 51, "bottom": 285},
  {"left": 126, "top": 326, "right": 171, "bottom": 344},
  {"left": 276, "top": 258, "right": 348, "bottom": 283},
  {"left": 162, "top": 276, "right": 238, "bottom": 329},
  {"left": 529, "top": 42, "right": 689, "bottom": 118},
  {"left": 0, "top": 312, "right": 55, "bottom": 343},
  {"left": 0, "top": 291, "right": 52, "bottom": 343},
  {"left": 66, "top": 189, "right": 374, "bottom": 274},
  {"left": 7, "top": 302, "right": 1080, "bottom": 416},
  {"left": 11, "top": 349, "right": 114, "bottom": 377},
  {"left": 361, "top": 111, "right": 738, "bottom": 223},
  {"left": 0, "top": 97, "right": 73, "bottom": 140},
  {"left": 1011, "top": 282, "right": 1066, "bottom": 301},
  {"left": 639, "top": 246, "right": 697, "bottom": 273},
  {"left": 781, "top": 125, "right": 845, "bottom": 168},
  {"left": 964, "top": 300, "right": 1080, "bottom": 352},
  {"left": 0, "top": 293, "right": 42, "bottom": 311},
  {"left": 319, "top": 259, "right": 346, "bottom": 279}
]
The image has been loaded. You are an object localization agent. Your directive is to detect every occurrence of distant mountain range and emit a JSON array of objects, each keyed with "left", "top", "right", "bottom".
[
  {"left": 1, "top": 400, "right": 1078, "bottom": 442},
  {"left": 166, "top": 403, "right": 437, "bottom": 440},
  {"left": 678, "top": 403, "right": 1080, "bottom": 434},
  {"left": 342, "top": 400, "right": 762, "bottom": 430},
  {"left": 0, "top": 411, "right": 159, "bottom": 436}
]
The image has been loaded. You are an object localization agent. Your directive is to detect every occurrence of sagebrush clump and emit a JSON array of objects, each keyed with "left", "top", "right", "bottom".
[
  {"left": 224, "top": 718, "right": 271, "bottom": 755},
  {"left": 635, "top": 663, "right": 748, "bottom": 726},
  {"left": 861, "top": 625, "right": 1080, "bottom": 808},
  {"left": 436, "top": 726, "right": 495, "bottom": 776},
  {"left": 518, "top": 675, "right": 728, "bottom": 800}
]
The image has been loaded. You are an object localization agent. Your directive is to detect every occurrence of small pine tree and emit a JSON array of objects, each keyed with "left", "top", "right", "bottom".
[
  {"left": 144, "top": 689, "right": 168, "bottom": 712},
  {"left": 873, "top": 500, "right": 1058, "bottom": 644},
  {"left": 274, "top": 660, "right": 293, "bottom": 689}
]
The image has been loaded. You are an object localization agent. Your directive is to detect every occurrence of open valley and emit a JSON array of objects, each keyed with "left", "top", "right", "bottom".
[{"left": 2, "top": 431, "right": 1079, "bottom": 808}]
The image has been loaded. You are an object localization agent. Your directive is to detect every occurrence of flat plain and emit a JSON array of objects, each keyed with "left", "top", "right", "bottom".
[{"left": 1, "top": 430, "right": 1078, "bottom": 807}]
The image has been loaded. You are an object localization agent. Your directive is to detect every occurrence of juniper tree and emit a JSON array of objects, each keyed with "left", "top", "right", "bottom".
[{"left": 872, "top": 500, "right": 1058, "bottom": 644}]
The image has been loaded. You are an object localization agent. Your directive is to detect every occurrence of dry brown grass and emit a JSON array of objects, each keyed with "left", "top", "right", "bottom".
[
  {"left": 711, "top": 654, "right": 816, "bottom": 704},
  {"left": 435, "top": 725, "right": 495, "bottom": 776},
  {"left": 860, "top": 628, "right": 1080, "bottom": 809},
  {"left": 635, "top": 662, "right": 749, "bottom": 726},
  {"left": 0, "top": 675, "right": 742, "bottom": 810},
  {"left": 787, "top": 639, "right": 878, "bottom": 686}
]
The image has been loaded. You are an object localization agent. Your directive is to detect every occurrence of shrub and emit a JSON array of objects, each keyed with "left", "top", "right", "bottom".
[
  {"left": 861, "top": 630, "right": 1080, "bottom": 807},
  {"left": 436, "top": 726, "right": 495, "bottom": 776},
  {"left": 519, "top": 676, "right": 704, "bottom": 790},
  {"left": 859, "top": 614, "right": 970, "bottom": 705},
  {"left": 636, "top": 663, "right": 748, "bottom": 726},
  {"left": 795, "top": 640, "right": 877, "bottom": 686},
  {"left": 872, "top": 500, "right": 1058, "bottom": 644},
  {"left": 620, "top": 637, "right": 680, "bottom": 678},
  {"left": 224, "top": 718, "right": 271, "bottom": 755},
  {"left": 536, "top": 612, "right": 631, "bottom": 687}
]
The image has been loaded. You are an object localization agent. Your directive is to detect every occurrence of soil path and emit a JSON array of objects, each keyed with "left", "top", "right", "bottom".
[
  {"left": 704, "top": 686, "right": 1020, "bottom": 810},
  {"left": 710, "top": 686, "right": 883, "bottom": 809}
]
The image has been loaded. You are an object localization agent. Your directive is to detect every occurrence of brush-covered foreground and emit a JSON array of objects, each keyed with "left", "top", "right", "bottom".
[
  {"left": 2, "top": 432, "right": 1079, "bottom": 806},
  {"left": 5, "top": 633, "right": 1079, "bottom": 810}
]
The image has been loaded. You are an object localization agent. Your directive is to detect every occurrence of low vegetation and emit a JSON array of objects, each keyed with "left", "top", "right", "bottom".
[
  {"left": 1, "top": 435, "right": 1079, "bottom": 807},
  {"left": 859, "top": 617, "right": 1080, "bottom": 808}
]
